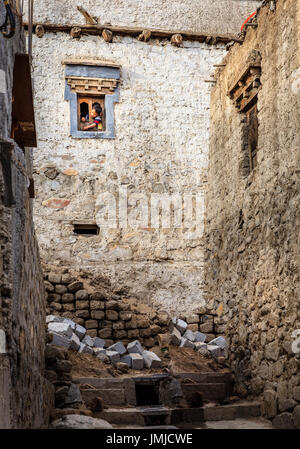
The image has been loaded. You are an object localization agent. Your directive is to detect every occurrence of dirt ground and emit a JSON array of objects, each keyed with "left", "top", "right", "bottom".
[{"left": 69, "top": 346, "right": 230, "bottom": 379}]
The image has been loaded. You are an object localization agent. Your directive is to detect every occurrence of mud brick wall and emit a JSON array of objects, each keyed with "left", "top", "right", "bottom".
[
  {"left": 205, "top": 0, "right": 300, "bottom": 428},
  {"left": 44, "top": 268, "right": 220, "bottom": 348}
]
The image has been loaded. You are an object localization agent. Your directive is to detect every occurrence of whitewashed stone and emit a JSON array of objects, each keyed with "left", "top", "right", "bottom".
[
  {"left": 120, "top": 354, "right": 132, "bottom": 368},
  {"left": 183, "top": 329, "right": 196, "bottom": 342},
  {"left": 175, "top": 319, "right": 188, "bottom": 334},
  {"left": 179, "top": 337, "right": 195, "bottom": 349},
  {"left": 127, "top": 340, "right": 143, "bottom": 354},
  {"left": 93, "top": 337, "right": 105, "bottom": 348},
  {"left": 50, "top": 332, "right": 71, "bottom": 349},
  {"left": 93, "top": 348, "right": 106, "bottom": 356},
  {"left": 106, "top": 350, "right": 121, "bottom": 364},
  {"left": 82, "top": 335, "right": 94, "bottom": 347},
  {"left": 70, "top": 332, "right": 80, "bottom": 351},
  {"left": 46, "top": 315, "right": 64, "bottom": 324},
  {"left": 208, "top": 336, "right": 226, "bottom": 348},
  {"left": 107, "top": 341, "right": 126, "bottom": 355},
  {"left": 143, "top": 350, "right": 162, "bottom": 369},
  {"left": 48, "top": 322, "right": 73, "bottom": 338},
  {"left": 78, "top": 343, "right": 93, "bottom": 354},
  {"left": 207, "top": 344, "right": 223, "bottom": 357},
  {"left": 194, "top": 331, "right": 206, "bottom": 343},
  {"left": 129, "top": 353, "right": 144, "bottom": 370},
  {"left": 74, "top": 324, "right": 86, "bottom": 340},
  {"left": 62, "top": 318, "right": 76, "bottom": 330},
  {"left": 194, "top": 342, "right": 207, "bottom": 351}
]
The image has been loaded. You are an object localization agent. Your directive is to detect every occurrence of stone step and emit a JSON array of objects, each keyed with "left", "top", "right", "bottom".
[
  {"left": 80, "top": 388, "right": 126, "bottom": 407},
  {"left": 203, "top": 402, "right": 261, "bottom": 421},
  {"left": 181, "top": 382, "right": 227, "bottom": 403},
  {"left": 94, "top": 401, "right": 261, "bottom": 426}
]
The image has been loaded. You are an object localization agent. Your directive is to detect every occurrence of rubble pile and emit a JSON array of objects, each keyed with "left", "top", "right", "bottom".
[
  {"left": 47, "top": 312, "right": 227, "bottom": 371},
  {"left": 170, "top": 317, "right": 226, "bottom": 360},
  {"left": 47, "top": 315, "right": 162, "bottom": 371}
]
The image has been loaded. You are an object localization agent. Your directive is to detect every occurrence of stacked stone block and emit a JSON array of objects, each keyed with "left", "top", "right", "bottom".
[{"left": 44, "top": 273, "right": 169, "bottom": 348}]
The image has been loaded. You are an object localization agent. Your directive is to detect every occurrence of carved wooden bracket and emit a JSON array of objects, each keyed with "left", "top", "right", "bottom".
[
  {"left": 228, "top": 64, "right": 261, "bottom": 113},
  {"left": 66, "top": 76, "right": 119, "bottom": 95}
]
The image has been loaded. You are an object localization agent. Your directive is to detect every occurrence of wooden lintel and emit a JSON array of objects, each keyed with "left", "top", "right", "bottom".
[{"left": 24, "top": 22, "right": 243, "bottom": 45}]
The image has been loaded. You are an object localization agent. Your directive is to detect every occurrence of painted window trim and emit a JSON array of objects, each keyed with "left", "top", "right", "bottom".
[{"left": 64, "top": 64, "right": 120, "bottom": 139}]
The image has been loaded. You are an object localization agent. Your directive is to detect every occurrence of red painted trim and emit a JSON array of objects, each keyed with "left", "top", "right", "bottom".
[{"left": 241, "top": 11, "right": 257, "bottom": 31}]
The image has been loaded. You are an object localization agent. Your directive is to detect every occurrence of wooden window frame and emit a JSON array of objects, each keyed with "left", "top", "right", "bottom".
[{"left": 77, "top": 95, "right": 106, "bottom": 131}]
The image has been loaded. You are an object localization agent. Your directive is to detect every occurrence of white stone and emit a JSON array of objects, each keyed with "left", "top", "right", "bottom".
[
  {"left": 74, "top": 324, "right": 86, "bottom": 340},
  {"left": 82, "top": 335, "right": 94, "bottom": 347},
  {"left": 106, "top": 350, "right": 121, "bottom": 364},
  {"left": 78, "top": 343, "right": 93, "bottom": 354},
  {"left": 93, "top": 337, "right": 105, "bottom": 348},
  {"left": 62, "top": 318, "right": 76, "bottom": 330},
  {"left": 120, "top": 354, "right": 132, "bottom": 368},
  {"left": 129, "top": 353, "right": 144, "bottom": 370},
  {"left": 194, "top": 331, "right": 206, "bottom": 342},
  {"left": 127, "top": 340, "right": 143, "bottom": 355},
  {"left": 46, "top": 315, "right": 64, "bottom": 324},
  {"left": 194, "top": 342, "right": 207, "bottom": 351},
  {"left": 93, "top": 348, "right": 106, "bottom": 356},
  {"left": 0, "top": 329, "right": 6, "bottom": 354},
  {"left": 107, "top": 341, "right": 126, "bottom": 355},
  {"left": 207, "top": 344, "right": 223, "bottom": 357},
  {"left": 50, "top": 332, "right": 71, "bottom": 349},
  {"left": 179, "top": 337, "right": 195, "bottom": 349},
  {"left": 175, "top": 319, "right": 188, "bottom": 334},
  {"left": 48, "top": 322, "right": 73, "bottom": 338},
  {"left": 208, "top": 336, "right": 226, "bottom": 348},
  {"left": 70, "top": 332, "right": 81, "bottom": 351},
  {"left": 183, "top": 329, "right": 196, "bottom": 342},
  {"left": 142, "top": 350, "right": 162, "bottom": 369}
]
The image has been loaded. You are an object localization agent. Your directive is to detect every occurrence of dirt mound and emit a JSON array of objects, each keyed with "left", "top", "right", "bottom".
[{"left": 69, "top": 346, "right": 229, "bottom": 379}]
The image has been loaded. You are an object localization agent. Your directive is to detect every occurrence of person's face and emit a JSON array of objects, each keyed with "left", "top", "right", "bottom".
[{"left": 91, "top": 108, "right": 97, "bottom": 118}]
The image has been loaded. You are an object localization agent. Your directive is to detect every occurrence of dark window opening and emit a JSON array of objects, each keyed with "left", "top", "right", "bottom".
[
  {"left": 11, "top": 54, "right": 36, "bottom": 149},
  {"left": 77, "top": 95, "right": 105, "bottom": 132},
  {"left": 247, "top": 103, "right": 258, "bottom": 171},
  {"left": 135, "top": 380, "right": 160, "bottom": 406},
  {"left": 73, "top": 224, "right": 99, "bottom": 235}
]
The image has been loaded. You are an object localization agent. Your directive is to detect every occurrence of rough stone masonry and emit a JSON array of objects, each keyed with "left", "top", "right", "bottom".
[
  {"left": 205, "top": 0, "right": 300, "bottom": 429},
  {"left": 0, "top": 1, "right": 53, "bottom": 429}
]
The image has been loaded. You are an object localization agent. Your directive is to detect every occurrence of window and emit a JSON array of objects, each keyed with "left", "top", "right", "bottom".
[
  {"left": 73, "top": 223, "right": 99, "bottom": 235},
  {"left": 78, "top": 95, "right": 106, "bottom": 131},
  {"left": 64, "top": 60, "right": 120, "bottom": 139},
  {"left": 246, "top": 103, "right": 258, "bottom": 171},
  {"left": 11, "top": 54, "right": 36, "bottom": 149},
  {"left": 228, "top": 61, "right": 261, "bottom": 176}
]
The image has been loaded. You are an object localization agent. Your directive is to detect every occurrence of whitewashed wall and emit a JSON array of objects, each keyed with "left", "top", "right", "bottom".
[{"left": 29, "top": 1, "right": 260, "bottom": 314}]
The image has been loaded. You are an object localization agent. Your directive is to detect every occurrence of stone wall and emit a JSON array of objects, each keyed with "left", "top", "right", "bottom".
[
  {"left": 44, "top": 267, "right": 221, "bottom": 349},
  {"left": 28, "top": 1, "right": 260, "bottom": 315},
  {"left": 0, "top": 3, "right": 54, "bottom": 428},
  {"left": 205, "top": 0, "right": 300, "bottom": 428}
]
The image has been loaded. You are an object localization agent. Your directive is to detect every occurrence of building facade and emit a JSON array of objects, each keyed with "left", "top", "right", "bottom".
[{"left": 28, "top": 0, "right": 260, "bottom": 315}]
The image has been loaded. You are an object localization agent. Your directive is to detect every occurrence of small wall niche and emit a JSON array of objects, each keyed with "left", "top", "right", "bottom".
[{"left": 73, "top": 223, "right": 99, "bottom": 235}]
